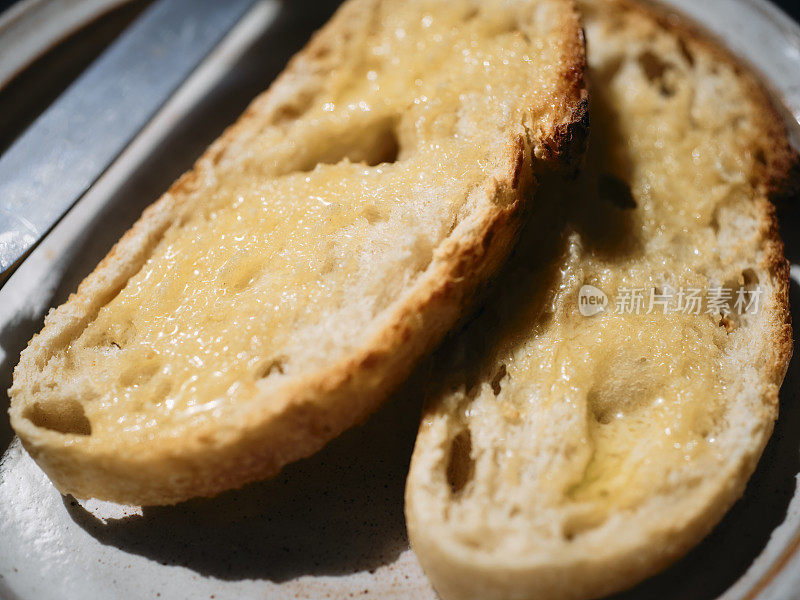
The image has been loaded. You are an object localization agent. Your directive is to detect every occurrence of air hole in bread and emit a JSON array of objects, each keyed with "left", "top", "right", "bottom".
[
  {"left": 359, "top": 121, "right": 400, "bottom": 166},
  {"left": 482, "top": 15, "right": 522, "bottom": 38},
  {"left": 308, "top": 43, "right": 332, "bottom": 61},
  {"left": 82, "top": 329, "right": 111, "bottom": 349},
  {"left": 270, "top": 88, "right": 316, "bottom": 126},
  {"left": 120, "top": 359, "right": 159, "bottom": 388},
  {"left": 362, "top": 205, "right": 387, "bottom": 224},
  {"left": 598, "top": 174, "right": 636, "bottom": 209},
  {"left": 658, "top": 81, "right": 676, "bottom": 98},
  {"left": 677, "top": 37, "right": 695, "bottom": 66},
  {"left": 588, "top": 356, "right": 653, "bottom": 424},
  {"left": 637, "top": 49, "right": 677, "bottom": 95},
  {"left": 638, "top": 50, "right": 671, "bottom": 82},
  {"left": 714, "top": 270, "right": 761, "bottom": 332},
  {"left": 719, "top": 315, "right": 736, "bottom": 333},
  {"left": 709, "top": 199, "right": 747, "bottom": 235},
  {"left": 562, "top": 511, "right": 607, "bottom": 541},
  {"left": 742, "top": 268, "right": 760, "bottom": 288},
  {"left": 295, "top": 115, "right": 400, "bottom": 172},
  {"left": 24, "top": 399, "right": 92, "bottom": 436},
  {"left": 256, "top": 358, "right": 286, "bottom": 379},
  {"left": 490, "top": 363, "right": 507, "bottom": 395},
  {"left": 754, "top": 148, "right": 767, "bottom": 166},
  {"left": 273, "top": 104, "right": 304, "bottom": 124},
  {"left": 217, "top": 253, "right": 263, "bottom": 291},
  {"left": 446, "top": 429, "right": 474, "bottom": 495}
]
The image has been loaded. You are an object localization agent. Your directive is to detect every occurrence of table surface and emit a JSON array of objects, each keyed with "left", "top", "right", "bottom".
[
  {"left": 768, "top": 0, "right": 799, "bottom": 22},
  {"left": 0, "top": 0, "right": 798, "bottom": 21},
  {"left": 0, "top": 1, "right": 799, "bottom": 600}
]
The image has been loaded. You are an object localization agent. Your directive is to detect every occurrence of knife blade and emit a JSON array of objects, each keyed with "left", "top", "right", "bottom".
[{"left": 0, "top": 0, "right": 260, "bottom": 279}]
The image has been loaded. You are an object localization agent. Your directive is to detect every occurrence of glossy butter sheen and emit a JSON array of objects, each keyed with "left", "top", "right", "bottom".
[
  {"left": 48, "top": 3, "right": 561, "bottom": 437},
  {"left": 450, "top": 10, "right": 762, "bottom": 522}
]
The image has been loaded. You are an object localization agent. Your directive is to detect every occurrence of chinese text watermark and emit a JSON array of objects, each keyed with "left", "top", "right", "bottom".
[{"left": 578, "top": 285, "right": 761, "bottom": 317}]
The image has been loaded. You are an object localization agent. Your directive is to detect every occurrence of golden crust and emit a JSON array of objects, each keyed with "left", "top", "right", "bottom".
[
  {"left": 405, "top": 0, "right": 796, "bottom": 598},
  {"left": 8, "top": 0, "right": 588, "bottom": 505},
  {"left": 621, "top": 0, "right": 800, "bottom": 204}
]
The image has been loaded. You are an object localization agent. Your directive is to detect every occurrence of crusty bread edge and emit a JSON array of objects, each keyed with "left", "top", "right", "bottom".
[
  {"left": 8, "top": 0, "right": 588, "bottom": 506},
  {"left": 628, "top": 0, "right": 800, "bottom": 205},
  {"left": 405, "top": 200, "right": 792, "bottom": 600},
  {"left": 404, "top": 2, "right": 797, "bottom": 599}
]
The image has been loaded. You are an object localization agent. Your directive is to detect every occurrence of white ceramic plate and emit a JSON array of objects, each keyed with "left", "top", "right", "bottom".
[
  {"left": 0, "top": 1, "right": 798, "bottom": 599},
  {"left": 0, "top": 0, "right": 135, "bottom": 90}
]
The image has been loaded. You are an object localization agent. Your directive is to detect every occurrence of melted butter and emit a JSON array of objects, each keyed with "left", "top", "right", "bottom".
[
  {"left": 51, "top": 2, "right": 566, "bottom": 436},
  {"left": 477, "top": 275, "right": 730, "bottom": 523},
  {"left": 452, "top": 3, "right": 755, "bottom": 523},
  {"left": 491, "top": 301, "right": 726, "bottom": 515},
  {"left": 561, "top": 313, "right": 725, "bottom": 509}
]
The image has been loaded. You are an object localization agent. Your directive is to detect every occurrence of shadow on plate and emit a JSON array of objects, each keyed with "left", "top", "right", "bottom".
[
  {"left": 3, "top": 0, "right": 800, "bottom": 592},
  {"left": 4, "top": 0, "right": 412, "bottom": 584},
  {"left": 46, "top": 209, "right": 800, "bottom": 591},
  {"left": 62, "top": 367, "right": 424, "bottom": 581}
]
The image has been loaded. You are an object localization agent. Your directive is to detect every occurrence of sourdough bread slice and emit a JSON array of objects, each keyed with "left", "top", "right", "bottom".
[
  {"left": 405, "top": 1, "right": 796, "bottom": 598},
  {"left": 8, "top": 0, "right": 587, "bottom": 505}
]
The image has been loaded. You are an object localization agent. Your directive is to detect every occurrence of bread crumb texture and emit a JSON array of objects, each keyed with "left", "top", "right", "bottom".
[
  {"left": 9, "top": 0, "right": 586, "bottom": 504},
  {"left": 405, "top": 1, "right": 795, "bottom": 599}
]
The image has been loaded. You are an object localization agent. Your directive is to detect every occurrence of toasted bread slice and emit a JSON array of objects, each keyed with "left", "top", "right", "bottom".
[
  {"left": 8, "top": 0, "right": 587, "bottom": 505},
  {"left": 405, "top": 1, "right": 796, "bottom": 598}
]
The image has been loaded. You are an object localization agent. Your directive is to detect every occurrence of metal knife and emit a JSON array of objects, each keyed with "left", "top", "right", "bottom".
[{"left": 0, "top": 0, "right": 260, "bottom": 280}]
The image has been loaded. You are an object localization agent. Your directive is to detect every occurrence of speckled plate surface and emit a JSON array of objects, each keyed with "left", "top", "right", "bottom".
[{"left": 1, "top": 1, "right": 799, "bottom": 599}]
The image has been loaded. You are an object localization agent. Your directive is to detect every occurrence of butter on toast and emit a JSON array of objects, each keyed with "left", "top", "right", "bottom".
[
  {"left": 405, "top": 1, "right": 796, "bottom": 598},
  {"left": 8, "top": 0, "right": 587, "bottom": 505}
]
